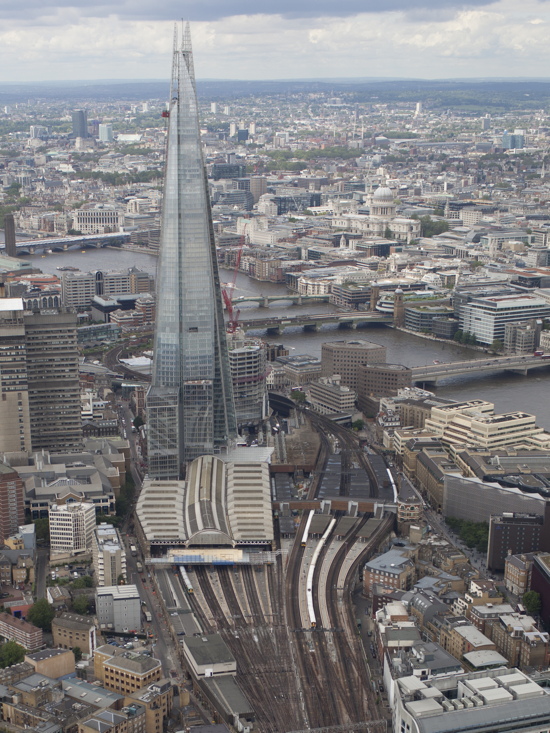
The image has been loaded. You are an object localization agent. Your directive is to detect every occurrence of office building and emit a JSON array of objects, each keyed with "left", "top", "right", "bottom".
[
  {"left": 0, "top": 464, "right": 25, "bottom": 545},
  {"left": 147, "top": 26, "right": 236, "bottom": 478},
  {"left": 49, "top": 502, "right": 95, "bottom": 556},
  {"left": 227, "top": 334, "right": 268, "bottom": 426},
  {"left": 95, "top": 585, "right": 141, "bottom": 633},
  {"left": 0, "top": 299, "right": 32, "bottom": 453},
  {"left": 460, "top": 294, "right": 550, "bottom": 345},
  {"left": 487, "top": 513, "right": 543, "bottom": 572},
  {"left": 62, "top": 268, "right": 154, "bottom": 309},
  {"left": 71, "top": 109, "right": 89, "bottom": 139},
  {"left": 321, "top": 339, "right": 387, "bottom": 390},
  {"left": 357, "top": 363, "right": 412, "bottom": 407},
  {"left": 502, "top": 129, "right": 525, "bottom": 149},
  {"left": 98, "top": 123, "right": 114, "bottom": 143},
  {"left": 24, "top": 308, "right": 82, "bottom": 452},
  {"left": 3, "top": 212, "right": 16, "bottom": 258},
  {"left": 73, "top": 204, "right": 124, "bottom": 235},
  {"left": 308, "top": 375, "right": 357, "bottom": 415},
  {"left": 92, "top": 523, "right": 127, "bottom": 586},
  {"left": 504, "top": 552, "right": 536, "bottom": 597},
  {"left": 393, "top": 667, "right": 550, "bottom": 733},
  {"left": 0, "top": 300, "right": 81, "bottom": 454}
]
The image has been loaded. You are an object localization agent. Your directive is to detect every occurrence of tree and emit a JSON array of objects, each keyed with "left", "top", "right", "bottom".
[
  {"left": 72, "top": 575, "right": 93, "bottom": 589},
  {"left": 453, "top": 330, "right": 464, "bottom": 343},
  {"left": 384, "top": 226, "right": 393, "bottom": 239},
  {"left": 26, "top": 598, "right": 55, "bottom": 632},
  {"left": 72, "top": 595, "right": 90, "bottom": 615},
  {"left": 352, "top": 419, "right": 365, "bottom": 431},
  {"left": 0, "top": 641, "right": 25, "bottom": 668},
  {"left": 290, "top": 390, "right": 307, "bottom": 403},
  {"left": 491, "top": 339, "right": 504, "bottom": 352},
  {"left": 523, "top": 590, "right": 542, "bottom": 615},
  {"left": 133, "top": 415, "right": 144, "bottom": 430},
  {"left": 33, "top": 517, "right": 49, "bottom": 543},
  {"left": 72, "top": 646, "right": 83, "bottom": 662}
]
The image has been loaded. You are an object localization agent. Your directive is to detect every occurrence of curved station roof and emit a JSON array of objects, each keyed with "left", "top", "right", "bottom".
[{"left": 136, "top": 455, "right": 273, "bottom": 549}]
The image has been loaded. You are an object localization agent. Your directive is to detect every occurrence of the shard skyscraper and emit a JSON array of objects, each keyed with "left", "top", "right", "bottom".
[{"left": 147, "top": 25, "right": 236, "bottom": 480}]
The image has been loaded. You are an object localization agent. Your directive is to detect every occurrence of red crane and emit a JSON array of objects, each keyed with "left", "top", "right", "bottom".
[{"left": 222, "top": 227, "right": 247, "bottom": 333}]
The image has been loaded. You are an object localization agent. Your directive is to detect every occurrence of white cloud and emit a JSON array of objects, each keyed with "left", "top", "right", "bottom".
[{"left": 2, "top": 0, "right": 550, "bottom": 81}]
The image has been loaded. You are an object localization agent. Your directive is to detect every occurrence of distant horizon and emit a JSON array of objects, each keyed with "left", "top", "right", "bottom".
[{"left": 4, "top": 76, "right": 550, "bottom": 86}]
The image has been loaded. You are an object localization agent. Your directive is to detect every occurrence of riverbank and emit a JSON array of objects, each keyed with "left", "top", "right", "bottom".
[{"left": 394, "top": 326, "right": 493, "bottom": 355}]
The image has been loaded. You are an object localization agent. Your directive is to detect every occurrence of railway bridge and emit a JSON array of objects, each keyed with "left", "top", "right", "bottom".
[{"left": 241, "top": 311, "right": 392, "bottom": 334}]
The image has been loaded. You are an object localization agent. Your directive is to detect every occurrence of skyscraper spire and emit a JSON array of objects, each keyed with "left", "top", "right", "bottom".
[{"left": 147, "top": 25, "right": 236, "bottom": 480}]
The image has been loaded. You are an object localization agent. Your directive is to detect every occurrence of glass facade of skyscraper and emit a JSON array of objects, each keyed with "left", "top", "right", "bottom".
[{"left": 147, "top": 26, "right": 236, "bottom": 479}]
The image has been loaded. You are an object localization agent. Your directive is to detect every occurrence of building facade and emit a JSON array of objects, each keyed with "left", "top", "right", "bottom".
[
  {"left": 147, "top": 27, "right": 236, "bottom": 478},
  {"left": 320, "top": 339, "right": 387, "bottom": 390},
  {"left": 95, "top": 585, "right": 141, "bottom": 633},
  {"left": 92, "top": 523, "right": 127, "bottom": 586},
  {"left": 49, "top": 502, "right": 95, "bottom": 556}
]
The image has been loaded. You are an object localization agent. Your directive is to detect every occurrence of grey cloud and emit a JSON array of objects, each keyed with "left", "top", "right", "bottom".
[{"left": 4, "top": 0, "right": 507, "bottom": 22}]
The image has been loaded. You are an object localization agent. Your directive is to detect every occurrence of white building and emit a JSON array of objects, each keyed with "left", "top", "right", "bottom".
[
  {"left": 95, "top": 585, "right": 141, "bottom": 633},
  {"left": 73, "top": 205, "right": 124, "bottom": 235},
  {"left": 49, "top": 502, "right": 95, "bottom": 556},
  {"left": 92, "top": 523, "right": 127, "bottom": 586},
  {"left": 393, "top": 667, "right": 550, "bottom": 733},
  {"left": 98, "top": 124, "right": 114, "bottom": 143},
  {"left": 308, "top": 375, "right": 357, "bottom": 415},
  {"left": 460, "top": 294, "right": 550, "bottom": 345}
]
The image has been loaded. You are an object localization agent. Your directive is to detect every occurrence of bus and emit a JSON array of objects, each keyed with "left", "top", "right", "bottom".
[{"left": 130, "top": 544, "right": 137, "bottom": 557}]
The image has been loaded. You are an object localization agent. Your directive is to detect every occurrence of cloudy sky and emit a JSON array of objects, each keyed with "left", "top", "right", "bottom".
[{"left": 2, "top": 0, "right": 550, "bottom": 82}]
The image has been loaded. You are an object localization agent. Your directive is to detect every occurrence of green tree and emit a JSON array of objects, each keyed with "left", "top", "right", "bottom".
[
  {"left": 72, "top": 575, "right": 93, "bottom": 589},
  {"left": 453, "top": 330, "right": 464, "bottom": 343},
  {"left": 290, "top": 390, "right": 307, "bottom": 403},
  {"left": 33, "top": 518, "right": 49, "bottom": 543},
  {"left": 72, "top": 595, "right": 90, "bottom": 615},
  {"left": 523, "top": 590, "right": 542, "bottom": 615},
  {"left": 352, "top": 419, "right": 365, "bottom": 431},
  {"left": 26, "top": 599, "right": 55, "bottom": 632},
  {"left": 491, "top": 339, "right": 504, "bottom": 352},
  {"left": 418, "top": 215, "right": 449, "bottom": 238},
  {"left": 0, "top": 641, "right": 25, "bottom": 668},
  {"left": 133, "top": 415, "right": 144, "bottom": 429},
  {"left": 72, "top": 646, "right": 83, "bottom": 662},
  {"left": 384, "top": 226, "right": 393, "bottom": 239}
]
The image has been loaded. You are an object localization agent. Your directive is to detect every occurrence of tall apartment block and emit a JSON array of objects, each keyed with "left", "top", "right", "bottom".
[
  {"left": 147, "top": 26, "right": 236, "bottom": 478},
  {"left": 0, "top": 299, "right": 82, "bottom": 454},
  {"left": 92, "top": 523, "right": 127, "bottom": 586},
  {"left": 0, "top": 464, "right": 25, "bottom": 545}
]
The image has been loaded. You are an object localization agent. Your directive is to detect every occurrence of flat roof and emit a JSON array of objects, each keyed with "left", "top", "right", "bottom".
[
  {"left": 183, "top": 634, "right": 235, "bottom": 667},
  {"left": 0, "top": 297, "right": 23, "bottom": 311}
]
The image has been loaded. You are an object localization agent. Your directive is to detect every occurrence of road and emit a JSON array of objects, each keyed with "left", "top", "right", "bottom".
[{"left": 35, "top": 548, "right": 49, "bottom": 599}]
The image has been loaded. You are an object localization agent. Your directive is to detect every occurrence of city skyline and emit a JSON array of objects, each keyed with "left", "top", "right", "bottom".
[{"left": 4, "top": 0, "right": 550, "bottom": 83}]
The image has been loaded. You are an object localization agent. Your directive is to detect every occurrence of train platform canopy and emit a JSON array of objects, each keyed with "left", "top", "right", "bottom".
[
  {"left": 200, "top": 675, "right": 254, "bottom": 722},
  {"left": 358, "top": 517, "right": 384, "bottom": 539},
  {"left": 335, "top": 516, "right": 359, "bottom": 536},
  {"left": 310, "top": 514, "right": 332, "bottom": 535},
  {"left": 182, "top": 634, "right": 236, "bottom": 678},
  {"left": 136, "top": 455, "right": 273, "bottom": 549}
]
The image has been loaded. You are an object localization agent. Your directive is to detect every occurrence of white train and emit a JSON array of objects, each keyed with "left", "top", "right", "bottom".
[
  {"left": 301, "top": 509, "right": 315, "bottom": 547},
  {"left": 387, "top": 468, "right": 398, "bottom": 502},
  {"left": 179, "top": 566, "right": 194, "bottom": 594},
  {"left": 306, "top": 516, "right": 337, "bottom": 628}
]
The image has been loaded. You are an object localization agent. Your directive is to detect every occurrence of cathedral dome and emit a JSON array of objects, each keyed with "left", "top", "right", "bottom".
[{"left": 373, "top": 186, "right": 393, "bottom": 201}]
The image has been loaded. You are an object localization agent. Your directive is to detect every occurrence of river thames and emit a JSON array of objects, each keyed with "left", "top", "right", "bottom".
[{"left": 23, "top": 245, "right": 550, "bottom": 430}]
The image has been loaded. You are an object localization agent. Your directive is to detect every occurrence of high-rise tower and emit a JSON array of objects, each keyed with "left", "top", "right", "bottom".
[{"left": 147, "top": 26, "right": 236, "bottom": 479}]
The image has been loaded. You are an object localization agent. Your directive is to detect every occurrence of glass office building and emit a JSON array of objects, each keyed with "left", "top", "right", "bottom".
[{"left": 147, "top": 26, "right": 236, "bottom": 479}]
